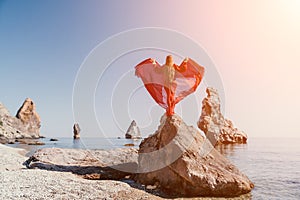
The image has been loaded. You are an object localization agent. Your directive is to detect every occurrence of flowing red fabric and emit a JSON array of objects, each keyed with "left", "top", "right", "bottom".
[{"left": 135, "top": 58, "right": 205, "bottom": 114}]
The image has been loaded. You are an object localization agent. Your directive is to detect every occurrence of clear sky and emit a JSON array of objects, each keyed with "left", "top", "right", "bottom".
[{"left": 0, "top": 0, "right": 300, "bottom": 138}]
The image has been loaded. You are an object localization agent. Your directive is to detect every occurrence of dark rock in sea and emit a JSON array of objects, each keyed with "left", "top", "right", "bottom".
[
  {"left": 24, "top": 148, "right": 138, "bottom": 180},
  {"left": 125, "top": 120, "right": 142, "bottom": 139},
  {"left": 50, "top": 138, "right": 58, "bottom": 141},
  {"left": 124, "top": 143, "right": 134, "bottom": 147},
  {"left": 73, "top": 123, "right": 81, "bottom": 139},
  {"left": 27, "top": 141, "right": 45, "bottom": 145},
  {"left": 198, "top": 87, "right": 248, "bottom": 145},
  {"left": 134, "top": 114, "right": 253, "bottom": 197},
  {"left": 117, "top": 137, "right": 121, "bottom": 139},
  {"left": 39, "top": 135, "right": 46, "bottom": 138}
]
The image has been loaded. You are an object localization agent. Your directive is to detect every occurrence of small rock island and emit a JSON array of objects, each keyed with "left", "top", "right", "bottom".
[
  {"left": 125, "top": 120, "right": 142, "bottom": 139},
  {"left": 73, "top": 123, "right": 81, "bottom": 139}
]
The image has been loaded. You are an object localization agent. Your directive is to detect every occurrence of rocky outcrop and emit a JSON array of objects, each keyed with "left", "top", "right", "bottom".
[
  {"left": 73, "top": 123, "right": 81, "bottom": 139},
  {"left": 24, "top": 148, "right": 138, "bottom": 180},
  {"left": 198, "top": 87, "right": 247, "bottom": 145},
  {"left": 23, "top": 114, "right": 253, "bottom": 198},
  {"left": 134, "top": 114, "right": 253, "bottom": 197},
  {"left": 0, "top": 103, "right": 20, "bottom": 141},
  {"left": 0, "top": 99, "right": 41, "bottom": 142},
  {"left": 125, "top": 120, "right": 142, "bottom": 139},
  {"left": 16, "top": 98, "right": 41, "bottom": 137}
]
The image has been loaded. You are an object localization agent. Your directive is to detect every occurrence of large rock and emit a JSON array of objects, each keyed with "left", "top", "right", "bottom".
[
  {"left": 16, "top": 98, "right": 41, "bottom": 137},
  {"left": 0, "top": 99, "right": 41, "bottom": 141},
  {"left": 125, "top": 120, "right": 142, "bottom": 139},
  {"left": 24, "top": 148, "right": 138, "bottom": 180},
  {"left": 198, "top": 88, "right": 247, "bottom": 145},
  {"left": 134, "top": 114, "right": 253, "bottom": 197},
  {"left": 73, "top": 123, "right": 81, "bottom": 139},
  {"left": 0, "top": 103, "right": 17, "bottom": 141}
]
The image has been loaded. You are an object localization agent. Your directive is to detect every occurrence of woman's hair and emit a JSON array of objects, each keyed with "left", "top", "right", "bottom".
[{"left": 166, "top": 55, "right": 174, "bottom": 66}]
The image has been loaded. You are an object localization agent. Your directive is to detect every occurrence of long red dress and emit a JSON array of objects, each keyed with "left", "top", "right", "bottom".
[{"left": 135, "top": 57, "right": 205, "bottom": 116}]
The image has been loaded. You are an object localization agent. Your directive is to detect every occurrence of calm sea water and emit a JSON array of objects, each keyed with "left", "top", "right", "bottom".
[
  {"left": 216, "top": 137, "right": 300, "bottom": 200},
  {"left": 7, "top": 137, "right": 300, "bottom": 200}
]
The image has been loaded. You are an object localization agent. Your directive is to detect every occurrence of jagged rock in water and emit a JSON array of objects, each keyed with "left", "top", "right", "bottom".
[
  {"left": 134, "top": 114, "right": 253, "bottom": 197},
  {"left": 198, "top": 87, "right": 247, "bottom": 145},
  {"left": 73, "top": 123, "right": 81, "bottom": 139},
  {"left": 125, "top": 120, "right": 142, "bottom": 139}
]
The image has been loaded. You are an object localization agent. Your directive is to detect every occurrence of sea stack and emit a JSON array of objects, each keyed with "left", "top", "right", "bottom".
[
  {"left": 73, "top": 123, "right": 81, "bottom": 139},
  {"left": 134, "top": 114, "right": 253, "bottom": 197},
  {"left": 198, "top": 87, "right": 247, "bottom": 145},
  {"left": 125, "top": 120, "right": 142, "bottom": 139},
  {"left": 16, "top": 98, "right": 41, "bottom": 137}
]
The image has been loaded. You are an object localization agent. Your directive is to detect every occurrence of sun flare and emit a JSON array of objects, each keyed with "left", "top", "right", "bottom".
[{"left": 280, "top": 0, "right": 300, "bottom": 18}]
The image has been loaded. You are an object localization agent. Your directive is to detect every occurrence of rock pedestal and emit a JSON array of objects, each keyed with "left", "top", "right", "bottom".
[
  {"left": 198, "top": 87, "right": 247, "bottom": 145},
  {"left": 73, "top": 123, "right": 81, "bottom": 139},
  {"left": 125, "top": 120, "right": 142, "bottom": 139},
  {"left": 134, "top": 114, "right": 253, "bottom": 197}
]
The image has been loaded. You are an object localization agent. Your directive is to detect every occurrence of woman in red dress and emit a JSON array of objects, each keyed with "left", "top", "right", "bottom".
[{"left": 135, "top": 55, "right": 204, "bottom": 116}]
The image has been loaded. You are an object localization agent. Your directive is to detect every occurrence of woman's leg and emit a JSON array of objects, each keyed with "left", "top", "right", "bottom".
[{"left": 164, "top": 86, "right": 173, "bottom": 116}]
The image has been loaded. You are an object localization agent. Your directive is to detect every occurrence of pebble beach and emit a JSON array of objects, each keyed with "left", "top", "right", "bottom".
[{"left": 0, "top": 144, "right": 163, "bottom": 200}]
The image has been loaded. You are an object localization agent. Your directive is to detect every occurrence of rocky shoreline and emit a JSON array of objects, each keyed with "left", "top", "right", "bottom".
[
  {"left": 21, "top": 114, "right": 253, "bottom": 199},
  {"left": 0, "top": 144, "right": 162, "bottom": 200},
  {"left": 0, "top": 144, "right": 253, "bottom": 200},
  {"left": 0, "top": 89, "right": 253, "bottom": 199},
  {"left": 0, "top": 98, "right": 41, "bottom": 144}
]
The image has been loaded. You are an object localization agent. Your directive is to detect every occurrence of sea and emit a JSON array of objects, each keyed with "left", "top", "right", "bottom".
[{"left": 7, "top": 137, "right": 300, "bottom": 200}]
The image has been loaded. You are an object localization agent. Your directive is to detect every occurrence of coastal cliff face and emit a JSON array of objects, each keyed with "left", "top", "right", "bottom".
[
  {"left": 134, "top": 114, "right": 253, "bottom": 197},
  {"left": 198, "top": 87, "right": 247, "bottom": 145},
  {"left": 0, "top": 98, "right": 41, "bottom": 143}
]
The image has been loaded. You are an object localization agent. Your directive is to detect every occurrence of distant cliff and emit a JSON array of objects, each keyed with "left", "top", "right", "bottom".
[{"left": 0, "top": 98, "right": 41, "bottom": 143}]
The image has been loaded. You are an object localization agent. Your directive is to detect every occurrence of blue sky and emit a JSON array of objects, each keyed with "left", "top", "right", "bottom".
[
  {"left": 1, "top": 0, "right": 300, "bottom": 138},
  {"left": 0, "top": 0, "right": 212, "bottom": 137}
]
